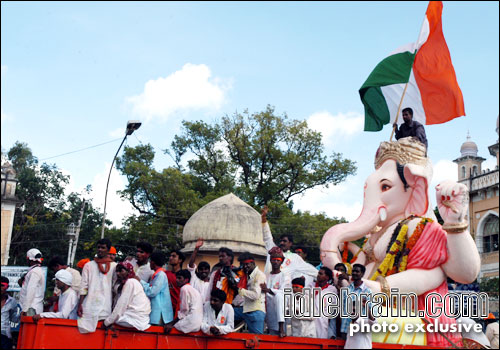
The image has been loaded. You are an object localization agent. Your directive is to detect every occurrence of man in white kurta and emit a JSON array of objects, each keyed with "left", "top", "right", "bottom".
[
  {"left": 262, "top": 247, "right": 291, "bottom": 337},
  {"left": 261, "top": 208, "right": 318, "bottom": 286},
  {"left": 77, "top": 240, "right": 117, "bottom": 334},
  {"left": 104, "top": 277, "right": 151, "bottom": 331},
  {"left": 165, "top": 269, "right": 203, "bottom": 334},
  {"left": 19, "top": 248, "right": 46, "bottom": 315},
  {"left": 34, "top": 269, "right": 78, "bottom": 321},
  {"left": 175, "top": 283, "right": 203, "bottom": 333},
  {"left": 201, "top": 289, "right": 234, "bottom": 336},
  {"left": 307, "top": 267, "right": 337, "bottom": 339},
  {"left": 290, "top": 278, "right": 316, "bottom": 338},
  {"left": 188, "top": 263, "right": 211, "bottom": 302}
]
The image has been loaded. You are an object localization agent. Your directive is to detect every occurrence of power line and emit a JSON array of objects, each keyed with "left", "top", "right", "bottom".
[{"left": 39, "top": 138, "right": 123, "bottom": 161}]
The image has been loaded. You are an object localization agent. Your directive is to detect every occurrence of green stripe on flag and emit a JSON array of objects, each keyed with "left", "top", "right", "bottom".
[{"left": 359, "top": 51, "right": 416, "bottom": 131}]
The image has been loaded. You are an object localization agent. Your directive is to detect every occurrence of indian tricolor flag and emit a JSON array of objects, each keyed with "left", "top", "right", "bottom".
[{"left": 360, "top": 1, "right": 465, "bottom": 132}]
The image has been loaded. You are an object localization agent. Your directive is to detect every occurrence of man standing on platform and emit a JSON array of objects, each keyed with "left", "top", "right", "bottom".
[{"left": 393, "top": 107, "right": 428, "bottom": 149}]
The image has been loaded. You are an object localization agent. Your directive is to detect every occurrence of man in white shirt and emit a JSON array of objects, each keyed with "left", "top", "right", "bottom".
[
  {"left": 344, "top": 297, "right": 375, "bottom": 349},
  {"left": 103, "top": 261, "right": 151, "bottom": 331},
  {"left": 129, "top": 241, "right": 154, "bottom": 283},
  {"left": 260, "top": 247, "right": 290, "bottom": 337},
  {"left": 164, "top": 269, "right": 203, "bottom": 334},
  {"left": 77, "top": 238, "right": 117, "bottom": 334},
  {"left": 48, "top": 256, "right": 81, "bottom": 296},
  {"left": 289, "top": 277, "right": 316, "bottom": 338},
  {"left": 19, "top": 248, "right": 46, "bottom": 316},
  {"left": 33, "top": 269, "right": 78, "bottom": 321},
  {"left": 187, "top": 238, "right": 211, "bottom": 302},
  {"left": 201, "top": 289, "right": 234, "bottom": 336},
  {"left": 261, "top": 207, "right": 318, "bottom": 286}
]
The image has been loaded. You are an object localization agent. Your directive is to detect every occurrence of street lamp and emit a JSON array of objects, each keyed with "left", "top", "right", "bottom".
[
  {"left": 66, "top": 223, "right": 76, "bottom": 266},
  {"left": 101, "top": 120, "right": 142, "bottom": 238}
]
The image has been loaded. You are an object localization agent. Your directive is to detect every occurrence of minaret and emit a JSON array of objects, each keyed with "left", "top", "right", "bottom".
[{"left": 453, "top": 132, "right": 485, "bottom": 186}]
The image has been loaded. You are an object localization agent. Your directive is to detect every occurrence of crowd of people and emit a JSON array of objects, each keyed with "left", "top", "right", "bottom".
[{"left": 1, "top": 206, "right": 499, "bottom": 350}]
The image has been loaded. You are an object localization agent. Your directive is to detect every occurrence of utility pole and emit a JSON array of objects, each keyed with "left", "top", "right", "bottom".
[{"left": 70, "top": 199, "right": 86, "bottom": 267}]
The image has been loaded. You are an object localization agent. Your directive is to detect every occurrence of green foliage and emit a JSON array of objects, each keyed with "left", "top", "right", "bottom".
[
  {"left": 168, "top": 105, "right": 357, "bottom": 206},
  {"left": 264, "top": 200, "right": 347, "bottom": 265},
  {"left": 116, "top": 105, "right": 357, "bottom": 255},
  {"left": 480, "top": 277, "right": 499, "bottom": 293},
  {"left": 5, "top": 142, "right": 105, "bottom": 267}
]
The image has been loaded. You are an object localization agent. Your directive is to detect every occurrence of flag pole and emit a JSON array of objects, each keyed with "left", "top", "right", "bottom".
[
  {"left": 390, "top": 2, "right": 429, "bottom": 142},
  {"left": 389, "top": 82, "right": 409, "bottom": 141}
]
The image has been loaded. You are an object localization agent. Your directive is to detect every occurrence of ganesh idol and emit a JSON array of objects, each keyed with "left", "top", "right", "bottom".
[{"left": 320, "top": 137, "right": 481, "bottom": 347}]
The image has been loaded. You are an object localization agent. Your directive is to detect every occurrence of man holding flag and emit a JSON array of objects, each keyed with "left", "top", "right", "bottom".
[
  {"left": 360, "top": 1, "right": 465, "bottom": 136},
  {"left": 393, "top": 107, "right": 428, "bottom": 149}
]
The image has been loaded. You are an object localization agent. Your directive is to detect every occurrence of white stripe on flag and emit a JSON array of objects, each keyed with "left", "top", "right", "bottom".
[{"left": 380, "top": 70, "right": 426, "bottom": 126}]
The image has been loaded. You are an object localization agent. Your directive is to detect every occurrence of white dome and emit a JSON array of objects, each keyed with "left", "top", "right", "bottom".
[
  {"left": 182, "top": 193, "right": 267, "bottom": 257},
  {"left": 460, "top": 133, "right": 478, "bottom": 157}
]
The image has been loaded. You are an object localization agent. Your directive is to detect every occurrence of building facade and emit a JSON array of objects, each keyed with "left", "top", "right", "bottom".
[
  {"left": 1, "top": 162, "right": 22, "bottom": 266},
  {"left": 453, "top": 118, "right": 499, "bottom": 281}
]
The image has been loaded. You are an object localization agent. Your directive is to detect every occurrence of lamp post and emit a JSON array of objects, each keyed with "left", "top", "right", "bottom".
[
  {"left": 101, "top": 120, "right": 141, "bottom": 238},
  {"left": 66, "top": 223, "right": 76, "bottom": 266}
]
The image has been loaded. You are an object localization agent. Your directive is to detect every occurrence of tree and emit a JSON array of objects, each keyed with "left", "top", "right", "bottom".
[
  {"left": 168, "top": 105, "right": 357, "bottom": 206},
  {"left": 5, "top": 142, "right": 107, "bottom": 266},
  {"left": 115, "top": 106, "right": 357, "bottom": 253},
  {"left": 115, "top": 144, "right": 207, "bottom": 250}
]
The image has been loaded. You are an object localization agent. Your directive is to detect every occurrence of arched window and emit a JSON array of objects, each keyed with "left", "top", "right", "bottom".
[
  {"left": 472, "top": 165, "right": 478, "bottom": 177},
  {"left": 483, "top": 215, "right": 499, "bottom": 253},
  {"left": 461, "top": 166, "right": 466, "bottom": 179}
]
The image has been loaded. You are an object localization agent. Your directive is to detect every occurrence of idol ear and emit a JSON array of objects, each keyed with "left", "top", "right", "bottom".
[{"left": 403, "top": 165, "right": 429, "bottom": 217}]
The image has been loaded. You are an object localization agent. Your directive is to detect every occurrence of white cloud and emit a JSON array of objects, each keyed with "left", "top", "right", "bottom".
[
  {"left": 126, "top": 63, "right": 230, "bottom": 122},
  {"left": 1, "top": 65, "right": 6, "bottom": 75},
  {"left": 306, "top": 111, "right": 364, "bottom": 146},
  {"left": 293, "top": 176, "right": 363, "bottom": 222},
  {"left": 430, "top": 159, "right": 458, "bottom": 190}
]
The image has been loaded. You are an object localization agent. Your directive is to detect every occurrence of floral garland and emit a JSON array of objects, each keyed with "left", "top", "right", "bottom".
[
  {"left": 342, "top": 241, "right": 349, "bottom": 263},
  {"left": 370, "top": 224, "right": 408, "bottom": 280},
  {"left": 398, "top": 217, "right": 433, "bottom": 272},
  {"left": 370, "top": 216, "right": 432, "bottom": 280}
]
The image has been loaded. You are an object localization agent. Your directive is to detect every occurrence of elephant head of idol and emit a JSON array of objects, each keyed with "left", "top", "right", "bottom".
[{"left": 320, "top": 137, "right": 435, "bottom": 269}]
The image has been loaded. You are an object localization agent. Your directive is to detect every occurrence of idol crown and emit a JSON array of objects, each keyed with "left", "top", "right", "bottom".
[{"left": 375, "top": 137, "right": 427, "bottom": 169}]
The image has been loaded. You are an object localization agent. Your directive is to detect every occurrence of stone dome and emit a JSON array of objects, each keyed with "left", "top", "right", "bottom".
[
  {"left": 460, "top": 133, "right": 478, "bottom": 157},
  {"left": 182, "top": 193, "right": 267, "bottom": 257}
]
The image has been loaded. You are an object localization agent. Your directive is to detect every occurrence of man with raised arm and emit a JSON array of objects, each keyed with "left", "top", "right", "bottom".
[
  {"left": 187, "top": 238, "right": 211, "bottom": 302},
  {"left": 261, "top": 206, "right": 318, "bottom": 286}
]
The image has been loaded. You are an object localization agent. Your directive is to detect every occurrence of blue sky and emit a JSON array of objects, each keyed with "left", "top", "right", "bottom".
[{"left": 2, "top": 1, "right": 499, "bottom": 227}]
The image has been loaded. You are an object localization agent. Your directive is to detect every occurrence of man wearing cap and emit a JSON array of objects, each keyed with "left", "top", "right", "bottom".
[
  {"left": 48, "top": 256, "right": 81, "bottom": 295},
  {"left": 261, "top": 207, "right": 318, "bottom": 286},
  {"left": 109, "top": 246, "right": 117, "bottom": 262},
  {"left": 485, "top": 313, "right": 499, "bottom": 349},
  {"left": 19, "top": 248, "right": 46, "bottom": 316},
  {"left": 76, "top": 258, "right": 90, "bottom": 273},
  {"left": 33, "top": 270, "right": 78, "bottom": 321},
  {"left": 235, "top": 252, "right": 266, "bottom": 334}
]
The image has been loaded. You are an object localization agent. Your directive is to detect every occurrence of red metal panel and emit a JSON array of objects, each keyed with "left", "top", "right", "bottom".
[{"left": 17, "top": 317, "right": 448, "bottom": 349}]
